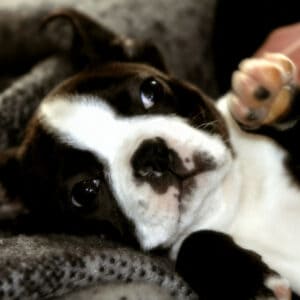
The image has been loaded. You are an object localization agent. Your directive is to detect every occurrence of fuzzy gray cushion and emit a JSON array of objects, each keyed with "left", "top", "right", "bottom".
[{"left": 0, "top": 1, "right": 217, "bottom": 299}]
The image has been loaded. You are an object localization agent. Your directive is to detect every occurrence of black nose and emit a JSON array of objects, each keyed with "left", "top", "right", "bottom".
[{"left": 131, "top": 138, "right": 171, "bottom": 178}]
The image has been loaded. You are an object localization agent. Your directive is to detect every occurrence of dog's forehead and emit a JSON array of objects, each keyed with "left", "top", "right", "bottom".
[
  {"left": 23, "top": 61, "right": 233, "bottom": 249},
  {"left": 39, "top": 61, "right": 230, "bottom": 158}
]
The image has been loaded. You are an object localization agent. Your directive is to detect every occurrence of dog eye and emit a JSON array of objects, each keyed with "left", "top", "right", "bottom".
[
  {"left": 71, "top": 178, "right": 101, "bottom": 211},
  {"left": 140, "top": 78, "right": 163, "bottom": 109}
]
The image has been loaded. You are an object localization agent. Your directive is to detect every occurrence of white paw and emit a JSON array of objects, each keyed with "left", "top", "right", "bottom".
[
  {"left": 229, "top": 53, "right": 297, "bottom": 129},
  {"left": 258, "top": 275, "right": 292, "bottom": 300}
]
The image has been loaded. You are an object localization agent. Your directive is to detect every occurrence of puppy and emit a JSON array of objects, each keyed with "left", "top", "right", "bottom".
[{"left": 0, "top": 9, "right": 299, "bottom": 300}]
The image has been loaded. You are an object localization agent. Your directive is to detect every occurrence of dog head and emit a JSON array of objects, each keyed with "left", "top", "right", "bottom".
[{"left": 0, "top": 9, "right": 233, "bottom": 250}]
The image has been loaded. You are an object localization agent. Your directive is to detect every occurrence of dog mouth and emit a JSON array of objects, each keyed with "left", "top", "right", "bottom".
[{"left": 135, "top": 152, "right": 217, "bottom": 203}]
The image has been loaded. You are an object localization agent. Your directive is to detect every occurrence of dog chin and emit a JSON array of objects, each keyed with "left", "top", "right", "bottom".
[
  {"left": 133, "top": 154, "right": 233, "bottom": 251},
  {"left": 179, "top": 161, "right": 232, "bottom": 230}
]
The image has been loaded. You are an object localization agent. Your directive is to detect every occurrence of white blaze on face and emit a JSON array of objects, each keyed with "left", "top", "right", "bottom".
[{"left": 39, "top": 95, "right": 232, "bottom": 249}]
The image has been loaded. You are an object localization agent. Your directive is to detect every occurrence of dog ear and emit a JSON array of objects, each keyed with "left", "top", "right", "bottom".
[
  {"left": 42, "top": 8, "right": 167, "bottom": 71},
  {"left": 0, "top": 149, "right": 26, "bottom": 220}
]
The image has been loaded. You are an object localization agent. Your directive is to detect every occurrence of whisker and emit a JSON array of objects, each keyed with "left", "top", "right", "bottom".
[{"left": 196, "top": 119, "right": 220, "bottom": 130}]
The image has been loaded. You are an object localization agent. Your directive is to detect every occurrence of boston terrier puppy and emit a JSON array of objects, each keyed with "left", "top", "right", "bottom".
[{"left": 0, "top": 9, "right": 299, "bottom": 300}]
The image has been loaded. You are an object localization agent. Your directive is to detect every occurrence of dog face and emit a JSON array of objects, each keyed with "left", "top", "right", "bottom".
[
  {"left": 17, "top": 62, "right": 231, "bottom": 249},
  {"left": 0, "top": 9, "right": 233, "bottom": 250}
]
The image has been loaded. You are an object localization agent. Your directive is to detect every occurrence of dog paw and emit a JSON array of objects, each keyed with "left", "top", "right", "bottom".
[
  {"left": 257, "top": 275, "right": 291, "bottom": 300},
  {"left": 229, "top": 53, "right": 297, "bottom": 129}
]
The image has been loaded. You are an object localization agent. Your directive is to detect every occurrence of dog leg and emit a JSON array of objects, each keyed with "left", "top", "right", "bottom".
[
  {"left": 229, "top": 53, "right": 298, "bottom": 129},
  {"left": 176, "top": 230, "right": 291, "bottom": 300}
]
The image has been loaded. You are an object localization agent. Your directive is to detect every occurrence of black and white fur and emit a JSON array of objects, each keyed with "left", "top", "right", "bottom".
[{"left": 0, "top": 9, "right": 299, "bottom": 300}]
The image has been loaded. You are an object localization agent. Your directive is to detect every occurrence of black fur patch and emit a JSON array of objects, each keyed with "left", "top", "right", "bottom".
[
  {"left": 176, "top": 230, "right": 277, "bottom": 300},
  {"left": 0, "top": 123, "right": 138, "bottom": 245}
]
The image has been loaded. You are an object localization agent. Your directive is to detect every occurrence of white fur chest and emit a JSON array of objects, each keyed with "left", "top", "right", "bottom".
[{"left": 217, "top": 96, "right": 300, "bottom": 294}]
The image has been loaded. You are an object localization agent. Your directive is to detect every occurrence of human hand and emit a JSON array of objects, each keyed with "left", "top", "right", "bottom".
[{"left": 255, "top": 23, "right": 300, "bottom": 83}]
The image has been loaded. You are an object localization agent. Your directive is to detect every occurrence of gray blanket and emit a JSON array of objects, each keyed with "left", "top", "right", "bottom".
[{"left": 0, "top": 1, "right": 217, "bottom": 299}]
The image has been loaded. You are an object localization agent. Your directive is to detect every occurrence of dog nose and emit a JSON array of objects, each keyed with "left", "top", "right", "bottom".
[{"left": 131, "top": 138, "right": 171, "bottom": 178}]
